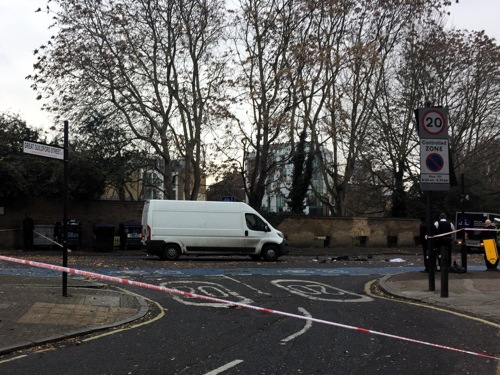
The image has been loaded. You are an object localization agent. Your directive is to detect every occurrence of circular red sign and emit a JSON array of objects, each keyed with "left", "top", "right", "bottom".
[
  {"left": 421, "top": 110, "right": 446, "bottom": 136},
  {"left": 426, "top": 153, "right": 444, "bottom": 172}
]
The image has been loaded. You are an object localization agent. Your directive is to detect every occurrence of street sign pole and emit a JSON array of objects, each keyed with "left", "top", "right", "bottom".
[
  {"left": 22, "top": 124, "right": 69, "bottom": 296},
  {"left": 460, "top": 173, "right": 467, "bottom": 272},
  {"left": 22, "top": 122, "right": 70, "bottom": 296},
  {"left": 416, "top": 106, "right": 451, "bottom": 295},
  {"left": 62, "top": 120, "right": 69, "bottom": 297},
  {"left": 426, "top": 191, "right": 435, "bottom": 291}
]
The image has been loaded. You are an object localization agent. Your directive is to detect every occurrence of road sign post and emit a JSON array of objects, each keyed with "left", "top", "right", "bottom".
[
  {"left": 62, "top": 121, "right": 69, "bottom": 297},
  {"left": 416, "top": 106, "right": 451, "bottom": 295},
  {"left": 23, "top": 122, "right": 69, "bottom": 297}
]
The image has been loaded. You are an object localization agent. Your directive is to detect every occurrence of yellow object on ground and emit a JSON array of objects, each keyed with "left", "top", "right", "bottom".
[{"left": 483, "top": 238, "right": 499, "bottom": 264}]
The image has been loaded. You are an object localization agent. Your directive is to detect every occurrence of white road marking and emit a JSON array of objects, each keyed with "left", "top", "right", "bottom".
[
  {"left": 160, "top": 280, "right": 253, "bottom": 308},
  {"left": 82, "top": 287, "right": 165, "bottom": 343},
  {"left": 281, "top": 307, "right": 312, "bottom": 344},
  {"left": 1, "top": 256, "right": 497, "bottom": 361},
  {"left": 218, "top": 275, "right": 271, "bottom": 295},
  {"left": 204, "top": 359, "right": 244, "bottom": 375},
  {"left": 0, "top": 354, "right": 28, "bottom": 364},
  {"left": 271, "top": 279, "right": 373, "bottom": 302}
]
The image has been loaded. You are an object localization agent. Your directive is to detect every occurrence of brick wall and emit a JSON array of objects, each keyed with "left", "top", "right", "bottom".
[
  {"left": 0, "top": 199, "right": 420, "bottom": 250},
  {"left": 0, "top": 199, "right": 144, "bottom": 250},
  {"left": 277, "top": 216, "right": 420, "bottom": 248}
]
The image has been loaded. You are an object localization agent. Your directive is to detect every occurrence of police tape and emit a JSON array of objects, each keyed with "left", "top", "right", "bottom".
[
  {"left": 462, "top": 227, "right": 500, "bottom": 233},
  {"left": 2, "top": 227, "right": 495, "bottom": 239},
  {"left": 33, "top": 231, "right": 67, "bottom": 250},
  {"left": 0, "top": 255, "right": 498, "bottom": 361},
  {"left": 428, "top": 227, "right": 500, "bottom": 239}
]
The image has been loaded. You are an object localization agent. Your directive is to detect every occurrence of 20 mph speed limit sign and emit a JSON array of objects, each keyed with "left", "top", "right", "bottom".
[
  {"left": 417, "top": 108, "right": 448, "bottom": 139},
  {"left": 416, "top": 107, "right": 450, "bottom": 191}
]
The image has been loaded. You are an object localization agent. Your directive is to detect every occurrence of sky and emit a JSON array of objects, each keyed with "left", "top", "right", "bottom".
[{"left": 1, "top": 0, "right": 500, "bottom": 134}]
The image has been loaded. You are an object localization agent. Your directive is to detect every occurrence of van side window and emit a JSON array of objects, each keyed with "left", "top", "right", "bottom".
[{"left": 245, "top": 213, "right": 267, "bottom": 231}]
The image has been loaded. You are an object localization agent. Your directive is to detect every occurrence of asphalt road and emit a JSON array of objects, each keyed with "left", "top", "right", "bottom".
[{"left": 0, "top": 251, "right": 497, "bottom": 375}]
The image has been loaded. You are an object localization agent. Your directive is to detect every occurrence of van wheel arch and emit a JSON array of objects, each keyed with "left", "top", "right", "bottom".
[
  {"left": 161, "top": 243, "right": 181, "bottom": 261},
  {"left": 262, "top": 244, "right": 279, "bottom": 262}
]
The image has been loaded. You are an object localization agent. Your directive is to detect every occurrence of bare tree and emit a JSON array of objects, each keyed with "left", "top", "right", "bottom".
[
  {"left": 285, "top": 1, "right": 347, "bottom": 214},
  {"left": 225, "top": 0, "right": 301, "bottom": 209},
  {"left": 31, "top": 0, "right": 500, "bottom": 214},
  {"left": 421, "top": 29, "right": 500, "bottom": 205},
  {"left": 313, "top": 1, "right": 395, "bottom": 216},
  {"left": 368, "top": 26, "right": 500, "bottom": 216},
  {"left": 422, "top": 30, "right": 500, "bottom": 168},
  {"left": 30, "top": 0, "right": 228, "bottom": 200},
  {"left": 313, "top": 0, "right": 450, "bottom": 217},
  {"left": 366, "top": 17, "right": 446, "bottom": 217}
]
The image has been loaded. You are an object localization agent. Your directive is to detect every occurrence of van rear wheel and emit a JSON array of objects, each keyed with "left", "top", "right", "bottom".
[
  {"left": 262, "top": 245, "right": 279, "bottom": 261},
  {"left": 162, "top": 244, "right": 181, "bottom": 261}
]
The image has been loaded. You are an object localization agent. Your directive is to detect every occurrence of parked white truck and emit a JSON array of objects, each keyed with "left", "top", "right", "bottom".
[{"left": 141, "top": 200, "right": 288, "bottom": 261}]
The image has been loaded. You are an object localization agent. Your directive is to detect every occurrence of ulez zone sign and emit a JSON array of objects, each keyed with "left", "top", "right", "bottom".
[
  {"left": 416, "top": 107, "right": 450, "bottom": 191},
  {"left": 23, "top": 140, "right": 64, "bottom": 160}
]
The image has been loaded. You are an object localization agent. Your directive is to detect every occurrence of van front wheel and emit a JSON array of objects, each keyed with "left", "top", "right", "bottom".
[
  {"left": 162, "top": 244, "right": 181, "bottom": 261},
  {"left": 262, "top": 245, "right": 279, "bottom": 262}
]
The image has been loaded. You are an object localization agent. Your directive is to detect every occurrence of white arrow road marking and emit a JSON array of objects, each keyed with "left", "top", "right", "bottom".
[{"left": 281, "top": 307, "right": 312, "bottom": 344}]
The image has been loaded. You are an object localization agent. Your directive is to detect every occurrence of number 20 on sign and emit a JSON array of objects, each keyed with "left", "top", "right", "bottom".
[{"left": 418, "top": 108, "right": 448, "bottom": 138}]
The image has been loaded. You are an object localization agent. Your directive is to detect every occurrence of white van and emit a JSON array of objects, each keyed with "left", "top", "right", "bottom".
[{"left": 141, "top": 200, "right": 288, "bottom": 261}]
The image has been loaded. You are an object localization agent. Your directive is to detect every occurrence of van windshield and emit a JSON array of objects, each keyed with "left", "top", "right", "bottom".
[{"left": 245, "top": 213, "right": 268, "bottom": 232}]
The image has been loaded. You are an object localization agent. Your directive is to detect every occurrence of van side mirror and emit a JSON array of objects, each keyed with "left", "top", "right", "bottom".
[{"left": 264, "top": 224, "right": 270, "bottom": 232}]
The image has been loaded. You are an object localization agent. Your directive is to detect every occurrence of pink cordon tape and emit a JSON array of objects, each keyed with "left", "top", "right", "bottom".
[
  {"left": 33, "top": 231, "right": 73, "bottom": 252},
  {"left": 0, "top": 255, "right": 498, "bottom": 361},
  {"left": 429, "top": 227, "right": 499, "bottom": 239}
]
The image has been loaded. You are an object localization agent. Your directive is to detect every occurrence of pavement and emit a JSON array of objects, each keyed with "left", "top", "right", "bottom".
[
  {"left": 379, "top": 270, "right": 500, "bottom": 325},
  {"left": 0, "top": 249, "right": 499, "bottom": 356},
  {"left": 0, "top": 274, "right": 149, "bottom": 355}
]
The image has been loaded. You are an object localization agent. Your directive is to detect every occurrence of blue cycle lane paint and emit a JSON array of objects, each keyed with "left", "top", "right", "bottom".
[{"left": 0, "top": 266, "right": 485, "bottom": 278}]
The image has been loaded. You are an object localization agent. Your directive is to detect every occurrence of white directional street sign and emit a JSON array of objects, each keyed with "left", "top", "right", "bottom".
[{"left": 23, "top": 140, "right": 64, "bottom": 160}]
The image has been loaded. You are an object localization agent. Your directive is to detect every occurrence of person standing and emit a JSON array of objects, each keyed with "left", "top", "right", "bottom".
[
  {"left": 434, "top": 213, "right": 455, "bottom": 270},
  {"left": 22, "top": 213, "right": 35, "bottom": 251}
]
